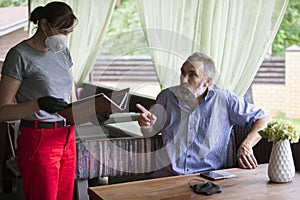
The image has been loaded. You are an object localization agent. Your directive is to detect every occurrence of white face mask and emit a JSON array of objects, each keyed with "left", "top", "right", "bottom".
[{"left": 45, "top": 34, "right": 67, "bottom": 53}]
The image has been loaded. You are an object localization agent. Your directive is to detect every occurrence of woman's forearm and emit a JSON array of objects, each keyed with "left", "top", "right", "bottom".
[{"left": 0, "top": 100, "right": 40, "bottom": 122}]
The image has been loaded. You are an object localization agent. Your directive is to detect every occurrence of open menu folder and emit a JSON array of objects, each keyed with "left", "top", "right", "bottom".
[{"left": 58, "top": 88, "right": 130, "bottom": 125}]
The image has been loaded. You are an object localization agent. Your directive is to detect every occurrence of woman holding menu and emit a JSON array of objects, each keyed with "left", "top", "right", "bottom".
[{"left": 0, "top": 2, "right": 77, "bottom": 200}]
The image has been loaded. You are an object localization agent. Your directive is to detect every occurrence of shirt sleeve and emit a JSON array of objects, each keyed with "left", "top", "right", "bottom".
[
  {"left": 226, "top": 90, "right": 267, "bottom": 129},
  {"left": 65, "top": 48, "right": 73, "bottom": 68},
  {"left": 2, "top": 47, "right": 24, "bottom": 81}
]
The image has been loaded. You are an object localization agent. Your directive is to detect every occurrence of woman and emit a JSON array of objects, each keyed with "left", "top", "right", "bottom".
[{"left": 0, "top": 2, "right": 77, "bottom": 200}]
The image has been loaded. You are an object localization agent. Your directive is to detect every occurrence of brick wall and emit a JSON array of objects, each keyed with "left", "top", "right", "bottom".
[
  {"left": 252, "top": 45, "right": 300, "bottom": 119},
  {"left": 252, "top": 84, "right": 286, "bottom": 117}
]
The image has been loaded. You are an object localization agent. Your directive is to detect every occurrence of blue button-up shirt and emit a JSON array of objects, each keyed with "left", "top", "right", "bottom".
[{"left": 151, "top": 84, "right": 266, "bottom": 176}]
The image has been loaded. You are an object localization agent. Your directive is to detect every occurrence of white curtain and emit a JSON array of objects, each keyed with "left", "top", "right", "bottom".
[
  {"left": 136, "top": 0, "right": 288, "bottom": 96},
  {"left": 30, "top": 0, "right": 116, "bottom": 86}
]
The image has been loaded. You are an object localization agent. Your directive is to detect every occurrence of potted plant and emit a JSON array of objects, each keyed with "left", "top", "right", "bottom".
[{"left": 259, "top": 119, "right": 299, "bottom": 183}]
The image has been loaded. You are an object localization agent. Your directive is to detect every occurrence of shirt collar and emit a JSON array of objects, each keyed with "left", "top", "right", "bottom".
[{"left": 204, "top": 84, "right": 215, "bottom": 101}]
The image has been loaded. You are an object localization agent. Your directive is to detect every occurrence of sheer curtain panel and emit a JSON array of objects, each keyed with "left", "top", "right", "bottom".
[{"left": 136, "top": 0, "right": 288, "bottom": 95}]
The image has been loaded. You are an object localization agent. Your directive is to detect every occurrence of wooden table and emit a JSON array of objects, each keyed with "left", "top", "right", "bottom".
[{"left": 88, "top": 164, "right": 300, "bottom": 200}]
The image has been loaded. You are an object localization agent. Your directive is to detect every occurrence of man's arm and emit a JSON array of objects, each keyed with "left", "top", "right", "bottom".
[{"left": 237, "top": 116, "right": 271, "bottom": 169}]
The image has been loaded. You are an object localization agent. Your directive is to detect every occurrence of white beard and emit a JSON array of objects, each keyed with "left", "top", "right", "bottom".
[
  {"left": 178, "top": 82, "right": 205, "bottom": 101},
  {"left": 193, "top": 82, "right": 205, "bottom": 97}
]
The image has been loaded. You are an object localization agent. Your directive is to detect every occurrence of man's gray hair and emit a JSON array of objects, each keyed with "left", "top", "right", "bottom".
[{"left": 187, "top": 52, "right": 216, "bottom": 80}]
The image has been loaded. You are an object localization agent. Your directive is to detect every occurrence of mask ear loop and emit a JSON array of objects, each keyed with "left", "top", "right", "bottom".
[
  {"left": 42, "top": 22, "right": 54, "bottom": 39},
  {"left": 47, "top": 22, "right": 56, "bottom": 34},
  {"left": 188, "top": 179, "right": 206, "bottom": 187}
]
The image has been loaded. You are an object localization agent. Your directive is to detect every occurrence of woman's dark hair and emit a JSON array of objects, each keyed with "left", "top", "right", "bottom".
[{"left": 30, "top": 1, "right": 77, "bottom": 29}]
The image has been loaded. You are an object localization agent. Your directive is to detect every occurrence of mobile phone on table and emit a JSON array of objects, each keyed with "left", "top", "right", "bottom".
[
  {"left": 200, "top": 170, "right": 238, "bottom": 181},
  {"left": 200, "top": 171, "right": 226, "bottom": 181}
]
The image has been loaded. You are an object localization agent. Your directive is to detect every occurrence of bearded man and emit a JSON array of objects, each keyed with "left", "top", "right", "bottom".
[{"left": 136, "top": 52, "right": 270, "bottom": 177}]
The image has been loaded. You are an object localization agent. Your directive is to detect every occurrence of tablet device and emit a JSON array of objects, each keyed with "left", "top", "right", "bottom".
[{"left": 58, "top": 88, "right": 130, "bottom": 125}]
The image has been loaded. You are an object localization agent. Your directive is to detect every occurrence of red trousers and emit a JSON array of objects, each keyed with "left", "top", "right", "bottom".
[{"left": 17, "top": 123, "right": 76, "bottom": 200}]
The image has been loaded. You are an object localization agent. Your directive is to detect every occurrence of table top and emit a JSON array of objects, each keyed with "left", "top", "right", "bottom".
[{"left": 88, "top": 164, "right": 300, "bottom": 200}]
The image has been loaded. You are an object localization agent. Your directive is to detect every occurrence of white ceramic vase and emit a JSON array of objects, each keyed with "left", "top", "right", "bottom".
[{"left": 268, "top": 140, "right": 295, "bottom": 183}]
